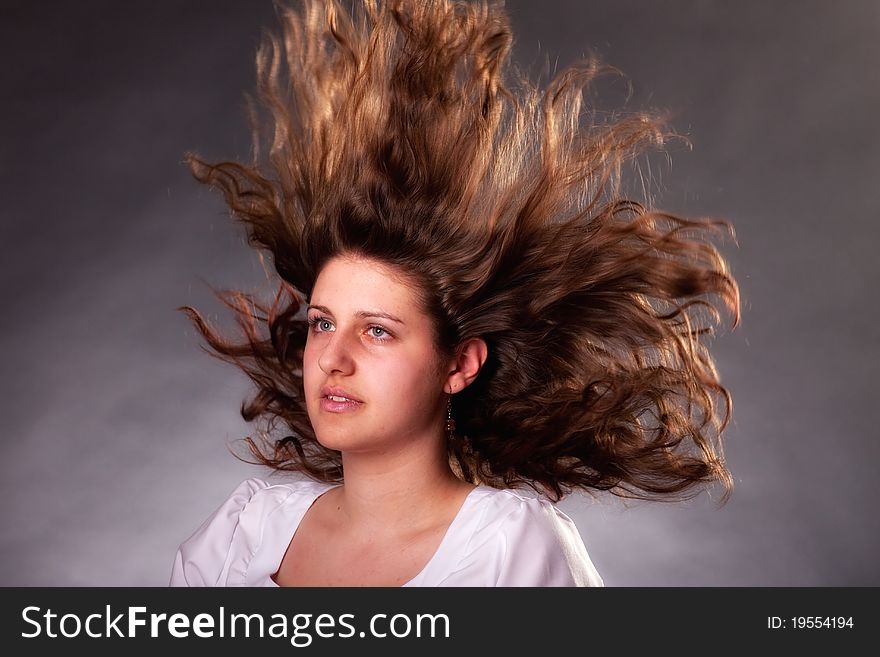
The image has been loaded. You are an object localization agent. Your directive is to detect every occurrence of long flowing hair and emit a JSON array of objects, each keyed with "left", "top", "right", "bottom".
[{"left": 180, "top": 0, "right": 741, "bottom": 503}]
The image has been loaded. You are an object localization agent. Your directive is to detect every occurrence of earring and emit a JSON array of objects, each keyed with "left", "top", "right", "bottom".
[{"left": 446, "top": 392, "right": 456, "bottom": 439}]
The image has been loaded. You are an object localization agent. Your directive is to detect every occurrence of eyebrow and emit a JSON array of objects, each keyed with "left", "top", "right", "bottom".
[{"left": 307, "top": 304, "right": 405, "bottom": 325}]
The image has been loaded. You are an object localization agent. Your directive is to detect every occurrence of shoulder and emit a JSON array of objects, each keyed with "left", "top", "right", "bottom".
[
  {"left": 168, "top": 477, "right": 333, "bottom": 586},
  {"left": 451, "top": 487, "right": 604, "bottom": 587}
]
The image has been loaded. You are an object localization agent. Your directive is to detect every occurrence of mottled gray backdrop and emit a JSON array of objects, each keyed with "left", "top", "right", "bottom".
[{"left": 2, "top": 0, "right": 877, "bottom": 586}]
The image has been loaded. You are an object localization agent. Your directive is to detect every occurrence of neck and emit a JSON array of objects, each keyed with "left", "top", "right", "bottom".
[{"left": 331, "top": 433, "right": 472, "bottom": 537}]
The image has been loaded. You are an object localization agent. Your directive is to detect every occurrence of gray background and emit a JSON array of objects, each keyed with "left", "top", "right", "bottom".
[{"left": 1, "top": 0, "right": 877, "bottom": 586}]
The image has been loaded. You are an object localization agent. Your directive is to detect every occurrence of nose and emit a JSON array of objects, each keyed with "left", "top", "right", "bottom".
[{"left": 317, "top": 329, "right": 355, "bottom": 376}]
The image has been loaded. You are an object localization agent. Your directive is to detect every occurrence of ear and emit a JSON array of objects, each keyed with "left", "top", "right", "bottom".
[{"left": 443, "top": 337, "right": 488, "bottom": 394}]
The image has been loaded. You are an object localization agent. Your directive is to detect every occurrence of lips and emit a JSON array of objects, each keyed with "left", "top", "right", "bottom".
[{"left": 320, "top": 385, "right": 363, "bottom": 403}]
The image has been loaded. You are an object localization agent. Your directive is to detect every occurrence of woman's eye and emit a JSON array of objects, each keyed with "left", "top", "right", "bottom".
[
  {"left": 307, "top": 317, "right": 332, "bottom": 332},
  {"left": 369, "top": 326, "right": 387, "bottom": 338}
]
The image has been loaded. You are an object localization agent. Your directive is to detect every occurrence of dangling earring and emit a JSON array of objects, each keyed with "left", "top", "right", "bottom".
[{"left": 446, "top": 390, "right": 456, "bottom": 439}]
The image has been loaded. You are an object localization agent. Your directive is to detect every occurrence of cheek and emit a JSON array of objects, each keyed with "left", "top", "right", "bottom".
[
  {"left": 301, "top": 348, "right": 313, "bottom": 378},
  {"left": 380, "top": 352, "right": 440, "bottom": 406},
  {"left": 302, "top": 337, "right": 320, "bottom": 369}
]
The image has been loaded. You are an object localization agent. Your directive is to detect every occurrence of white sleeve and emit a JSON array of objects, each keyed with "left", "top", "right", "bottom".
[
  {"left": 492, "top": 497, "right": 604, "bottom": 587},
  {"left": 169, "top": 478, "right": 270, "bottom": 587}
]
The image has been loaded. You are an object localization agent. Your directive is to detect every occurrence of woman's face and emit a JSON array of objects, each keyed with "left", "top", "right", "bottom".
[{"left": 303, "top": 254, "right": 447, "bottom": 453}]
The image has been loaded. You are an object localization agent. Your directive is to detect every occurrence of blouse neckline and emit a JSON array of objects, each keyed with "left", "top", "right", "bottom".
[{"left": 260, "top": 483, "right": 491, "bottom": 587}]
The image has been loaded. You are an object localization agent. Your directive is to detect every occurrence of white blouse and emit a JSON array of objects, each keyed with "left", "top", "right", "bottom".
[{"left": 169, "top": 477, "right": 603, "bottom": 587}]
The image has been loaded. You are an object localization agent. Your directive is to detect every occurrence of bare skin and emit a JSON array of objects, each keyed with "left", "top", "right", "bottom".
[
  {"left": 272, "top": 480, "right": 476, "bottom": 586},
  {"left": 271, "top": 254, "right": 487, "bottom": 586}
]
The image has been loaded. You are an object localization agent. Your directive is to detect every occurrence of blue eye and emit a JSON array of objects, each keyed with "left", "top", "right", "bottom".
[{"left": 307, "top": 316, "right": 333, "bottom": 332}]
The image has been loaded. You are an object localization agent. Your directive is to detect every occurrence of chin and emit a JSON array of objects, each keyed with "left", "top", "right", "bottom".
[{"left": 312, "top": 424, "right": 364, "bottom": 452}]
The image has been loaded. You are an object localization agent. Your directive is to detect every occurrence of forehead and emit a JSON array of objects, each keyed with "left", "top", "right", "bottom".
[{"left": 310, "top": 255, "right": 424, "bottom": 320}]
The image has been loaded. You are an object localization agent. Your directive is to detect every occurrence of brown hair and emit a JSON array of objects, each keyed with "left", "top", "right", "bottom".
[{"left": 180, "top": 0, "right": 741, "bottom": 504}]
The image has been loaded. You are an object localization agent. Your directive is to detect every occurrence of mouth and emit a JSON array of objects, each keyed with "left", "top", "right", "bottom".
[
  {"left": 320, "top": 386, "right": 363, "bottom": 403},
  {"left": 319, "top": 386, "right": 364, "bottom": 413},
  {"left": 325, "top": 394, "right": 359, "bottom": 403},
  {"left": 319, "top": 395, "right": 363, "bottom": 413}
]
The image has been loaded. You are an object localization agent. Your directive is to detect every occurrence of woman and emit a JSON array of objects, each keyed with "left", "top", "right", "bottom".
[{"left": 170, "top": 0, "right": 740, "bottom": 586}]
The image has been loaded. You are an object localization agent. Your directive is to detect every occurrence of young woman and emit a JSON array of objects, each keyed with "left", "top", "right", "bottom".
[{"left": 170, "top": 0, "right": 740, "bottom": 587}]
